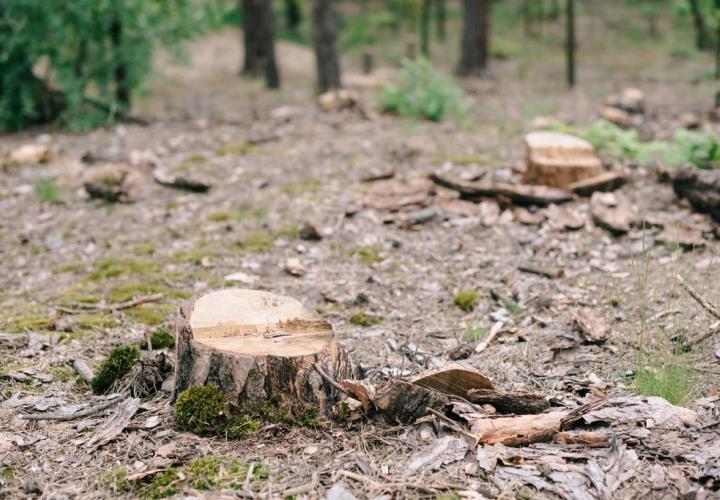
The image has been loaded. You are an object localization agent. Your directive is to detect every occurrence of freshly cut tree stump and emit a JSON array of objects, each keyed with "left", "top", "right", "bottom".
[
  {"left": 174, "top": 289, "right": 357, "bottom": 416},
  {"left": 523, "top": 131, "right": 602, "bottom": 188}
]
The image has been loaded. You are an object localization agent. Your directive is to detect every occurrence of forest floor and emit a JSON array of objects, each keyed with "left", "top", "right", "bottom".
[{"left": 1, "top": 28, "right": 720, "bottom": 499}]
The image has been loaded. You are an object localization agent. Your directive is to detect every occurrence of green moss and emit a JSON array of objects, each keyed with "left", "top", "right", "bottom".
[
  {"left": 236, "top": 230, "right": 274, "bottom": 253},
  {"left": 175, "top": 385, "right": 226, "bottom": 435},
  {"left": 53, "top": 262, "right": 84, "bottom": 274},
  {"left": 132, "top": 243, "right": 156, "bottom": 256},
  {"left": 125, "top": 304, "right": 175, "bottom": 325},
  {"left": 274, "top": 224, "right": 299, "bottom": 239},
  {"left": 281, "top": 179, "right": 323, "bottom": 197},
  {"left": 216, "top": 142, "right": 253, "bottom": 156},
  {"left": 51, "top": 366, "right": 75, "bottom": 382},
  {"left": 107, "top": 282, "right": 190, "bottom": 303},
  {"left": 347, "top": 244, "right": 385, "bottom": 265},
  {"left": 170, "top": 250, "right": 209, "bottom": 265},
  {"left": 84, "top": 258, "right": 160, "bottom": 282},
  {"left": 91, "top": 345, "right": 140, "bottom": 394},
  {"left": 348, "top": 312, "right": 384, "bottom": 327},
  {"left": 236, "top": 205, "right": 266, "bottom": 221},
  {"left": 138, "top": 456, "right": 266, "bottom": 499},
  {"left": 147, "top": 328, "right": 175, "bottom": 349},
  {"left": 34, "top": 178, "right": 61, "bottom": 202},
  {"left": 3, "top": 313, "right": 51, "bottom": 333},
  {"left": 453, "top": 290, "right": 478, "bottom": 312},
  {"left": 208, "top": 211, "right": 233, "bottom": 222},
  {"left": 76, "top": 313, "right": 118, "bottom": 330},
  {"left": 55, "top": 288, "right": 101, "bottom": 306}
]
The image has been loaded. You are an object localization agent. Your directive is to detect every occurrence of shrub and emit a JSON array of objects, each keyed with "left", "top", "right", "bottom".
[
  {"left": 91, "top": 345, "right": 140, "bottom": 393},
  {"left": 380, "top": 58, "right": 465, "bottom": 122},
  {"left": 0, "top": 1, "right": 218, "bottom": 131}
]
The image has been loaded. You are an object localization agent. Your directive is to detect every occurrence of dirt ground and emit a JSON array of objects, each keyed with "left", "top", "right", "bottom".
[{"left": 1, "top": 27, "right": 720, "bottom": 499}]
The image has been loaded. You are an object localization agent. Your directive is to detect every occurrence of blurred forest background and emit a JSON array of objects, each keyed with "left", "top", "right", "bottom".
[{"left": 0, "top": 0, "right": 718, "bottom": 132}]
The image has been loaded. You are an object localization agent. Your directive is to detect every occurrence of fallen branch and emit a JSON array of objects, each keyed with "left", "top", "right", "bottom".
[
  {"left": 677, "top": 275, "right": 720, "bottom": 321},
  {"left": 57, "top": 293, "right": 164, "bottom": 314},
  {"left": 518, "top": 264, "right": 564, "bottom": 279},
  {"left": 21, "top": 395, "right": 122, "bottom": 421}
]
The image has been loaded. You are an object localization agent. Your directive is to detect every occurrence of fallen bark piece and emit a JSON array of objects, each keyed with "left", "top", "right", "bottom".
[
  {"left": 600, "top": 107, "right": 631, "bottom": 128},
  {"left": 83, "top": 397, "right": 140, "bottom": 450},
  {"left": 73, "top": 359, "right": 96, "bottom": 382},
  {"left": 656, "top": 224, "right": 705, "bottom": 249},
  {"left": 6, "top": 144, "right": 51, "bottom": 166},
  {"left": 82, "top": 164, "right": 134, "bottom": 203},
  {"left": 406, "top": 436, "right": 469, "bottom": 473},
  {"left": 573, "top": 308, "right": 611, "bottom": 344},
  {"left": 518, "top": 264, "right": 563, "bottom": 279},
  {"left": 410, "top": 363, "right": 493, "bottom": 398},
  {"left": 430, "top": 173, "right": 573, "bottom": 207},
  {"left": 152, "top": 167, "right": 211, "bottom": 193},
  {"left": 586, "top": 444, "right": 639, "bottom": 498},
  {"left": 362, "top": 178, "right": 435, "bottom": 212},
  {"left": 672, "top": 168, "right": 720, "bottom": 221},
  {"left": 545, "top": 203, "right": 585, "bottom": 231},
  {"left": 590, "top": 191, "right": 636, "bottom": 234},
  {"left": 607, "top": 87, "right": 645, "bottom": 114},
  {"left": 466, "top": 389, "right": 550, "bottom": 414},
  {"left": 396, "top": 206, "right": 437, "bottom": 229},
  {"left": 471, "top": 411, "right": 569, "bottom": 446},
  {"left": 174, "top": 289, "right": 357, "bottom": 416},
  {"left": 433, "top": 197, "right": 484, "bottom": 217},
  {"left": 555, "top": 431, "right": 610, "bottom": 445},
  {"left": 568, "top": 171, "right": 625, "bottom": 196},
  {"left": 581, "top": 395, "right": 697, "bottom": 428},
  {"left": 514, "top": 207, "right": 545, "bottom": 225},
  {"left": 523, "top": 131, "right": 602, "bottom": 188},
  {"left": 299, "top": 222, "right": 323, "bottom": 241},
  {"left": 318, "top": 89, "right": 367, "bottom": 115},
  {"left": 373, "top": 379, "right": 444, "bottom": 424}
]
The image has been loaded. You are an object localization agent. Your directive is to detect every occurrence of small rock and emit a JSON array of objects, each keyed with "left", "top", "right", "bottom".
[
  {"left": 284, "top": 258, "right": 306, "bottom": 277},
  {"left": 601, "top": 106, "right": 631, "bottom": 128},
  {"left": 6, "top": 144, "right": 51, "bottom": 166},
  {"left": 326, "top": 483, "right": 357, "bottom": 500},
  {"left": 224, "top": 271, "right": 260, "bottom": 285},
  {"left": 299, "top": 222, "right": 323, "bottom": 241}
]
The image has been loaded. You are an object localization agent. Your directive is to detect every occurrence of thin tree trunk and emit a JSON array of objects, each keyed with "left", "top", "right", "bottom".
[
  {"left": 688, "top": 0, "right": 709, "bottom": 50},
  {"left": 312, "top": 0, "right": 342, "bottom": 93},
  {"left": 110, "top": 16, "right": 130, "bottom": 109},
  {"left": 565, "top": 0, "right": 576, "bottom": 88},
  {"left": 435, "top": 0, "right": 446, "bottom": 41},
  {"left": 241, "top": 0, "right": 280, "bottom": 88},
  {"left": 457, "top": 0, "right": 491, "bottom": 76},
  {"left": 715, "top": 0, "right": 720, "bottom": 79},
  {"left": 284, "top": 0, "right": 302, "bottom": 31},
  {"left": 420, "top": 0, "right": 431, "bottom": 56},
  {"left": 548, "top": 0, "right": 560, "bottom": 20}
]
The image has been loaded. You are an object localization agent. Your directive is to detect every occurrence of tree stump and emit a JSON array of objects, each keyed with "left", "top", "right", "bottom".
[
  {"left": 174, "top": 289, "right": 357, "bottom": 416},
  {"left": 523, "top": 131, "right": 602, "bottom": 188}
]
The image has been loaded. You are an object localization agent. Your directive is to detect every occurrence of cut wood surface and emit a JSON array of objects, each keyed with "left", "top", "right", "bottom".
[
  {"left": 523, "top": 131, "right": 602, "bottom": 188},
  {"left": 471, "top": 411, "right": 568, "bottom": 446},
  {"left": 672, "top": 167, "right": 720, "bottom": 221},
  {"left": 174, "top": 289, "right": 357, "bottom": 415},
  {"left": 410, "top": 363, "right": 494, "bottom": 397}
]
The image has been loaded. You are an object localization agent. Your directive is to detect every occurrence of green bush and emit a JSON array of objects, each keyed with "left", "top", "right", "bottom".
[
  {"left": 380, "top": 58, "right": 465, "bottom": 122},
  {"left": 0, "top": 1, "right": 218, "bottom": 131},
  {"left": 91, "top": 345, "right": 140, "bottom": 393}
]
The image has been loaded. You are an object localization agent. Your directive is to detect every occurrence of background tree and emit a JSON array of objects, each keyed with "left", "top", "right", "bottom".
[
  {"left": 688, "top": 0, "right": 710, "bottom": 50},
  {"left": 420, "top": 0, "right": 432, "bottom": 56},
  {"left": 284, "top": 0, "right": 302, "bottom": 32},
  {"left": 566, "top": 0, "right": 576, "bottom": 88},
  {"left": 241, "top": 0, "right": 280, "bottom": 88},
  {"left": 715, "top": 0, "right": 720, "bottom": 79},
  {"left": 435, "top": 0, "right": 446, "bottom": 41},
  {"left": 457, "top": 0, "right": 491, "bottom": 76},
  {"left": 312, "top": 0, "right": 342, "bottom": 92}
]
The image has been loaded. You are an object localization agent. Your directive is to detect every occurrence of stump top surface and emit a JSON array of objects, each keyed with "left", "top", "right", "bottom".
[
  {"left": 189, "top": 289, "right": 334, "bottom": 356},
  {"left": 525, "top": 131, "right": 595, "bottom": 152}
]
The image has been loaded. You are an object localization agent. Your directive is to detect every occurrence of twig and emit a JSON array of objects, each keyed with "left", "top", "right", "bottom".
[
  {"left": 687, "top": 321, "right": 720, "bottom": 347},
  {"left": 518, "top": 264, "right": 563, "bottom": 279},
  {"left": 56, "top": 293, "right": 164, "bottom": 315},
  {"left": 21, "top": 395, "right": 122, "bottom": 421},
  {"left": 313, "top": 363, "right": 348, "bottom": 395},
  {"left": 677, "top": 275, "right": 720, "bottom": 321},
  {"left": 426, "top": 407, "right": 479, "bottom": 444},
  {"left": 475, "top": 321, "right": 503, "bottom": 354}
]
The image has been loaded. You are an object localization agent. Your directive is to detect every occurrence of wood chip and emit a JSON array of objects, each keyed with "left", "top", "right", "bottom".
[
  {"left": 83, "top": 397, "right": 141, "bottom": 450},
  {"left": 590, "top": 191, "right": 636, "bottom": 234}
]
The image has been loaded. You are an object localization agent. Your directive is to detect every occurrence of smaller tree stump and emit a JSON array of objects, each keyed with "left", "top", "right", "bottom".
[
  {"left": 523, "top": 131, "right": 602, "bottom": 188},
  {"left": 174, "top": 289, "right": 356, "bottom": 416}
]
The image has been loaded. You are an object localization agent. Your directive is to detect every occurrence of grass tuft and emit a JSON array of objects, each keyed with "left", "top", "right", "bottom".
[{"left": 633, "top": 362, "right": 697, "bottom": 406}]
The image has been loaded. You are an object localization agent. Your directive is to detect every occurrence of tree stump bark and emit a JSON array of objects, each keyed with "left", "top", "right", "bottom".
[
  {"left": 523, "top": 131, "right": 602, "bottom": 188},
  {"left": 174, "top": 289, "right": 357, "bottom": 416}
]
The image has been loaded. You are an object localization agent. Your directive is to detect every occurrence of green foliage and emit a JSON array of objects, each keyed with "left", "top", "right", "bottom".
[
  {"left": 634, "top": 362, "right": 697, "bottom": 406},
  {"left": 453, "top": 290, "right": 478, "bottom": 312},
  {"left": 0, "top": 0, "right": 219, "bottom": 131},
  {"left": 34, "top": 179, "right": 61, "bottom": 202},
  {"left": 380, "top": 58, "right": 465, "bottom": 122},
  {"left": 91, "top": 345, "right": 140, "bottom": 393},
  {"left": 175, "top": 385, "right": 227, "bottom": 435},
  {"left": 461, "top": 324, "right": 487, "bottom": 342},
  {"left": 558, "top": 120, "right": 720, "bottom": 169},
  {"left": 147, "top": 328, "right": 175, "bottom": 349}
]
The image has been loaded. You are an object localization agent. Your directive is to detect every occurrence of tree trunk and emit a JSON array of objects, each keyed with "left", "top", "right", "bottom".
[
  {"left": 241, "top": 0, "right": 280, "bottom": 88},
  {"left": 435, "top": 0, "right": 446, "bottom": 41},
  {"left": 284, "top": 0, "right": 302, "bottom": 31},
  {"left": 420, "top": 0, "right": 432, "bottom": 56},
  {"left": 548, "top": 0, "right": 560, "bottom": 20},
  {"left": 457, "top": 0, "right": 491, "bottom": 76},
  {"left": 715, "top": 0, "right": 720, "bottom": 79},
  {"left": 110, "top": 16, "right": 130, "bottom": 109},
  {"left": 565, "top": 0, "right": 576, "bottom": 88},
  {"left": 312, "top": 0, "right": 342, "bottom": 93},
  {"left": 174, "top": 289, "right": 357, "bottom": 415},
  {"left": 688, "top": 0, "right": 709, "bottom": 50}
]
